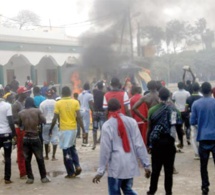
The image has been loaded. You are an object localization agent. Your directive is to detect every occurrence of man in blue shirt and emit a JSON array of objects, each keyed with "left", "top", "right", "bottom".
[{"left": 190, "top": 82, "right": 215, "bottom": 195}]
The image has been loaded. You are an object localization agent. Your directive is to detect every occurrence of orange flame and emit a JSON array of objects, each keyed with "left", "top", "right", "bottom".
[{"left": 71, "top": 71, "right": 82, "bottom": 95}]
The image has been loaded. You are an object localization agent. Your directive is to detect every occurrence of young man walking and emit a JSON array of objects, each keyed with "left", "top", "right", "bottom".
[
  {"left": 40, "top": 89, "right": 58, "bottom": 160},
  {"left": 78, "top": 82, "right": 94, "bottom": 146},
  {"left": 0, "top": 88, "right": 16, "bottom": 184},
  {"left": 190, "top": 82, "right": 215, "bottom": 195},
  {"left": 147, "top": 87, "right": 180, "bottom": 195},
  {"left": 18, "top": 97, "right": 50, "bottom": 184},
  {"left": 93, "top": 98, "right": 151, "bottom": 195},
  {"left": 49, "top": 86, "right": 85, "bottom": 178}
]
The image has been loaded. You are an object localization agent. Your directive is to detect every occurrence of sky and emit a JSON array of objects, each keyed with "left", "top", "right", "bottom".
[
  {"left": 0, "top": 0, "right": 94, "bottom": 36},
  {"left": 1, "top": 0, "right": 215, "bottom": 37}
]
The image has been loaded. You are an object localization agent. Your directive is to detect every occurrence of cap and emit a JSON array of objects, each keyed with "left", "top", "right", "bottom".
[{"left": 17, "top": 86, "right": 29, "bottom": 94}]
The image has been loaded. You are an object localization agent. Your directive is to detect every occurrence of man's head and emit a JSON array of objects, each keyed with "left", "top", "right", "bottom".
[
  {"left": 97, "top": 81, "right": 103, "bottom": 90},
  {"left": 33, "top": 86, "right": 40, "bottom": 95},
  {"left": 0, "top": 89, "right": 4, "bottom": 98},
  {"left": 159, "top": 87, "right": 170, "bottom": 101},
  {"left": 147, "top": 80, "right": 157, "bottom": 91},
  {"left": 4, "top": 85, "right": 11, "bottom": 93},
  {"left": 110, "top": 77, "right": 120, "bottom": 88},
  {"left": 186, "top": 80, "right": 191, "bottom": 86},
  {"left": 83, "top": 82, "right": 90, "bottom": 90},
  {"left": 46, "top": 89, "right": 53, "bottom": 99},
  {"left": 192, "top": 82, "right": 200, "bottom": 93},
  {"left": 51, "top": 86, "right": 57, "bottom": 93},
  {"left": 201, "top": 82, "right": 212, "bottom": 96},
  {"left": 43, "top": 81, "right": 48, "bottom": 86},
  {"left": 108, "top": 98, "right": 121, "bottom": 112},
  {"left": 25, "top": 97, "right": 36, "bottom": 109},
  {"left": 62, "top": 86, "right": 71, "bottom": 97},
  {"left": 131, "top": 85, "right": 142, "bottom": 95},
  {"left": 156, "top": 81, "right": 163, "bottom": 91},
  {"left": 178, "top": 82, "right": 184, "bottom": 90},
  {"left": 27, "top": 76, "right": 30, "bottom": 80},
  {"left": 13, "top": 76, "right": 16, "bottom": 80},
  {"left": 17, "top": 86, "right": 29, "bottom": 99},
  {"left": 73, "top": 93, "right": 79, "bottom": 100}
]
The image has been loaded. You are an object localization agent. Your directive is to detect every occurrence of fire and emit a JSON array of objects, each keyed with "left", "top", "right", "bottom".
[{"left": 70, "top": 71, "right": 82, "bottom": 95}]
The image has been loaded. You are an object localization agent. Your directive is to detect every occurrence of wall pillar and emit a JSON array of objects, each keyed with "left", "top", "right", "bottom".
[
  {"left": 0, "top": 65, "right": 4, "bottom": 85},
  {"left": 57, "top": 66, "right": 62, "bottom": 91},
  {"left": 30, "top": 65, "right": 36, "bottom": 84}
]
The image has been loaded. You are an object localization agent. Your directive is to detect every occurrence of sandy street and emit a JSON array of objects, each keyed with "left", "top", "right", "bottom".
[{"left": 0, "top": 133, "right": 214, "bottom": 195}]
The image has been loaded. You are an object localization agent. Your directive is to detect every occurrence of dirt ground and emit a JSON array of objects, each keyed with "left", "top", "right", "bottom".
[{"left": 0, "top": 133, "right": 214, "bottom": 195}]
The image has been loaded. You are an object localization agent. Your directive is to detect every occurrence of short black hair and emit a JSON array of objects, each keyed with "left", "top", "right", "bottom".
[
  {"left": 4, "top": 85, "right": 11, "bottom": 93},
  {"left": 131, "top": 85, "right": 142, "bottom": 95},
  {"left": 156, "top": 81, "right": 163, "bottom": 91},
  {"left": 159, "top": 87, "right": 170, "bottom": 101},
  {"left": 147, "top": 80, "right": 157, "bottom": 90},
  {"left": 111, "top": 77, "right": 120, "bottom": 88},
  {"left": 62, "top": 86, "right": 71, "bottom": 97},
  {"left": 201, "top": 82, "right": 212, "bottom": 95},
  {"left": 25, "top": 97, "right": 36, "bottom": 109},
  {"left": 97, "top": 81, "right": 103, "bottom": 90},
  {"left": 33, "top": 86, "right": 40, "bottom": 94},
  {"left": 192, "top": 82, "right": 200, "bottom": 92},
  {"left": 108, "top": 98, "right": 121, "bottom": 112},
  {"left": 186, "top": 80, "right": 191, "bottom": 85},
  {"left": 13, "top": 76, "right": 16, "bottom": 79},
  {"left": 178, "top": 82, "right": 184, "bottom": 90},
  {"left": 73, "top": 93, "right": 79, "bottom": 99},
  {"left": 0, "top": 89, "right": 4, "bottom": 98},
  {"left": 27, "top": 76, "right": 30, "bottom": 79},
  {"left": 83, "top": 82, "right": 90, "bottom": 90}
]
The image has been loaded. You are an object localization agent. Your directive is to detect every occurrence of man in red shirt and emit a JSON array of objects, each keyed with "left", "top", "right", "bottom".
[
  {"left": 103, "top": 77, "right": 131, "bottom": 117},
  {"left": 130, "top": 86, "right": 148, "bottom": 144}
]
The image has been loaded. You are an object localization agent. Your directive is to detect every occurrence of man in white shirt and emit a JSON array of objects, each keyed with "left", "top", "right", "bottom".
[
  {"left": 93, "top": 98, "right": 151, "bottom": 194},
  {"left": 172, "top": 82, "right": 191, "bottom": 144},
  {"left": 0, "top": 88, "right": 16, "bottom": 184},
  {"left": 40, "top": 89, "right": 58, "bottom": 160}
]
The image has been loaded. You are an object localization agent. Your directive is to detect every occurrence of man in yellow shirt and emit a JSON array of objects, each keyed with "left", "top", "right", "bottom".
[{"left": 49, "top": 86, "right": 85, "bottom": 178}]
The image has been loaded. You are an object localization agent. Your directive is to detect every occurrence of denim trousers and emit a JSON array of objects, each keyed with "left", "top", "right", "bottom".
[
  {"left": 149, "top": 137, "right": 176, "bottom": 194},
  {"left": 80, "top": 110, "right": 90, "bottom": 133},
  {"left": 199, "top": 140, "right": 215, "bottom": 190},
  {"left": 0, "top": 135, "right": 12, "bottom": 180},
  {"left": 63, "top": 146, "right": 80, "bottom": 176},
  {"left": 108, "top": 177, "right": 137, "bottom": 195},
  {"left": 23, "top": 137, "right": 47, "bottom": 179},
  {"left": 92, "top": 111, "right": 105, "bottom": 133}
]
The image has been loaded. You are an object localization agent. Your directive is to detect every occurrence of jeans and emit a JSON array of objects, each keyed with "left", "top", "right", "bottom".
[
  {"left": 108, "top": 177, "right": 137, "bottom": 195},
  {"left": 80, "top": 110, "right": 90, "bottom": 133},
  {"left": 93, "top": 111, "right": 105, "bottom": 133},
  {"left": 63, "top": 146, "right": 80, "bottom": 176},
  {"left": 16, "top": 128, "right": 26, "bottom": 177},
  {"left": 0, "top": 134, "right": 12, "bottom": 181},
  {"left": 149, "top": 136, "right": 176, "bottom": 194},
  {"left": 23, "top": 137, "right": 47, "bottom": 179},
  {"left": 199, "top": 140, "right": 215, "bottom": 190}
]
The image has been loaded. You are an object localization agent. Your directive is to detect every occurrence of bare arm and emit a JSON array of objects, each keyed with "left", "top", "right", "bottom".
[
  {"left": 7, "top": 116, "right": 16, "bottom": 137},
  {"left": 125, "top": 104, "right": 131, "bottom": 117},
  {"left": 49, "top": 113, "right": 58, "bottom": 135},
  {"left": 89, "top": 100, "right": 94, "bottom": 113},
  {"left": 132, "top": 97, "right": 147, "bottom": 122},
  {"left": 12, "top": 103, "right": 20, "bottom": 125},
  {"left": 189, "top": 68, "right": 196, "bottom": 83},
  {"left": 38, "top": 110, "right": 46, "bottom": 124},
  {"left": 182, "top": 70, "right": 186, "bottom": 84}
]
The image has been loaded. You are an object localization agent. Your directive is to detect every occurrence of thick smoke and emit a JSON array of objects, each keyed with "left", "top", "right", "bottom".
[{"left": 80, "top": 0, "right": 215, "bottom": 80}]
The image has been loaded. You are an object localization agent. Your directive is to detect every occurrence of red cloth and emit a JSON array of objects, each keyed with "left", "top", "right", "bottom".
[
  {"left": 130, "top": 94, "right": 148, "bottom": 123},
  {"left": 109, "top": 111, "right": 131, "bottom": 153},
  {"left": 16, "top": 128, "right": 26, "bottom": 177},
  {"left": 105, "top": 91, "right": 126, "bottom": 114},
  {"left": 130, "top": 94, "right": 148, "bottom": 144}
]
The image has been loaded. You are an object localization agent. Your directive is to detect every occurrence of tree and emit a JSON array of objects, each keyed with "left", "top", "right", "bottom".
[
  {"left": 140, "top": 26, "right": 164, "bottom": 55},
  {"left": 165, "top": 20, "right": 186, "bottom": 53},
  {"left": 14, "top": 10, "right": 40, "bottom": 29}
]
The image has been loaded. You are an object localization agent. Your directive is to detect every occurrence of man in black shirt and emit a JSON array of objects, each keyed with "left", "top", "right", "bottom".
[
  {"left": 186, "top": 82, "right": 202, "bottom": 159},
  {"left": 92, "top": 81, "right": 105, "bottom": 150}
]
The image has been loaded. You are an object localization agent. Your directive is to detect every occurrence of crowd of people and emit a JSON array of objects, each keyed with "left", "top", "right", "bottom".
[{"left": 0, "top": 70, "right": 215, "bottom": 195}]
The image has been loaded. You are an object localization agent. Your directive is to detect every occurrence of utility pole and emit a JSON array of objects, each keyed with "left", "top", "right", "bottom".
[
  {"left": 128, "top": 9, "right": 134, "bottom": 60},
  {"left": 137, "top": 22, "right": 141, "bottom": 56}
]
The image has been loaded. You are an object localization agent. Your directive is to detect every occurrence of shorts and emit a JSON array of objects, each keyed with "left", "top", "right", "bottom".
[{"left": 42, "top": 124, "right": 59, "bottom": 145}]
